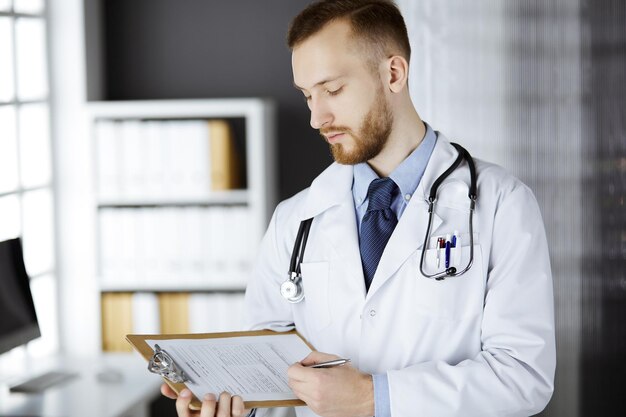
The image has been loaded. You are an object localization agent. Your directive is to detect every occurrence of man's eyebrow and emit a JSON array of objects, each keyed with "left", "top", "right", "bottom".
[{"left": 293, "top": 77, "right": 342, "bottom": 91}]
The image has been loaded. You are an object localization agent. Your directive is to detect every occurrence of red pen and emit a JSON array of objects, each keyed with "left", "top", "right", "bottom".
[{"left": 436, "top": 237, "right": 445, "bottom": 268}]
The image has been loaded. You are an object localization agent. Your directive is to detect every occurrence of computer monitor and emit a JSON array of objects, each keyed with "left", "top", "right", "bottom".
[{"left": 0, "top": 237, "right": 41, "bottom": 355}]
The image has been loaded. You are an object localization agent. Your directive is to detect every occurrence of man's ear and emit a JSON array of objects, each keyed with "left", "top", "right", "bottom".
[{"left": 385, "top": 55, "right": 409, "bottom": 93}]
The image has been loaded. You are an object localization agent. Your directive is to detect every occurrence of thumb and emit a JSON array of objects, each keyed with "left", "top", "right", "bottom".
[
  {"left": 300, "top": 351, "right": 340, "bottom": 366},
  {"left": 160, "top": 383, "right": 178, "bottom": 400}
]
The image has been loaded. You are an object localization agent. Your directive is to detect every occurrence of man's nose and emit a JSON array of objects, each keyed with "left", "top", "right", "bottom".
[{"left": 309, "top": 99, "right": 333, "bottom": 129}]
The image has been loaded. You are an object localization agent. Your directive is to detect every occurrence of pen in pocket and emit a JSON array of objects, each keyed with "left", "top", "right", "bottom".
[{"left": 436, "top": 237, "right": 445, "bottom": 267}]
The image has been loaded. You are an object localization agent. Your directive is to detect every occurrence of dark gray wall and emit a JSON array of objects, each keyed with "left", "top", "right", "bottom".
[
  {"left": 99, "top": 0, "right": 331, "bottom": 201},
  {"left": 580, "top": 0, "right": 626, "bottom": 414}
]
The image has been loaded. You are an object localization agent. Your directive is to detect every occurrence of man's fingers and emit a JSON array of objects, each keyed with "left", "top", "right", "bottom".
[
  {"left": 216, "top": 392, "right": 232, "bottom": 417},
  {"left": 287, "top": 361, "right": 305, "bottom": 381},
  {"left": 288, "top": 358, "right": 335, "bottom": 382},
  {"left": 170, "top": 388, "right": 248, "bottom": 417},
  {"left": 175, "top": 389, "right": 194, "bottom": 417},
  {"left": 199, "top": 393, "right": 217, "bottom": 417},
  {"left": 231, "top": 395, "right": 247, "bottom": 417},
  {"left": 299, "top": 351, "right": 340, "bottom": 366},
  {"left": 161, "top": 383, "right": 178, "bottom": 399}
]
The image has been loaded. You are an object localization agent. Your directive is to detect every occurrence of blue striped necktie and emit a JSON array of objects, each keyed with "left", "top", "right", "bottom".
[{"left": 359, "top": 177, "right": 398, "bottom": 292}]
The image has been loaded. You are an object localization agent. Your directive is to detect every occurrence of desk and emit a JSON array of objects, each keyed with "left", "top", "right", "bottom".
[{"left": 0, "top": 353, "right": 162, "bottom": 417}]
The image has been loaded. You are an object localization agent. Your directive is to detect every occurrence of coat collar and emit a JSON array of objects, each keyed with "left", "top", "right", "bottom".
[{"left": 300, "top": 162, "right": 354, "bottom": 221}]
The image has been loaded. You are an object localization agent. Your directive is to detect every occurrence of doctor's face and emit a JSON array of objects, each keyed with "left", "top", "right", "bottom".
[{"left": 292, "top": 20, "right": 393, "bottom": 165}]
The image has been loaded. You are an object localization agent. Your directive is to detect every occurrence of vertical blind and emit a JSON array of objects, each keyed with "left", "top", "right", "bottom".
[{"left": 398, "top": 0, "right": 625, "bottom": 415}]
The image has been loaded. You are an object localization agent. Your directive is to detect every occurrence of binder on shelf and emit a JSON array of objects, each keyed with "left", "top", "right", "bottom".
[
  {"left": 158, "top": 292, "right": 190, "bottom": 334},
  {"left": 132, "top": 292, "right": 161, "bottom": 334},
  {"left": 120, "top": 120, "right": 144, "bottom": 198},
  {"left": 101, "top": 292, "right": 133, "bottom": 352},
  {"left": 209, "top": 120, "right": 241, "bottom": 190},
  {"left": 188, "top": 292, "right": 246, "bottom": 333},
  {"left": 126, "top": 330, "right": 313, "bottom": 410},
  {"left": 95, "top": 120, "right": 120, "bottom": 199}
]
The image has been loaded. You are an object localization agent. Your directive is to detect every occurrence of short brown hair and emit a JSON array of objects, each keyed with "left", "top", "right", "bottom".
[{"left": 287, "top": 0, "right": 411, "bottom": 70}]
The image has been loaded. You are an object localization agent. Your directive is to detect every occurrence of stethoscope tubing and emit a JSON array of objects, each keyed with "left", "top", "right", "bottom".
[
  {"left": 289, "top": 218, "right": 313, "bottom": 278},
  {"left": 283, "top": 141, "right": 478, "bottom": 302},
  {"left": 419, "top": 143, "right": 477, "bottom": 280},
  {"left": 418, "top": 198, "right": 475, "bottom": 280}
]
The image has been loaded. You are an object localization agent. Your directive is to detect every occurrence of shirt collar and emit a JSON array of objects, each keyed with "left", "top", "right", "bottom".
[{"left": 352, "top": 122, "right": 438, "bottom": 208}]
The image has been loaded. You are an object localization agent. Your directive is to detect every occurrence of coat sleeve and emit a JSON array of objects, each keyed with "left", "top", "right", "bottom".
[
  {"left": 244, "top": 201, "right": 296, "bottom": 333},
  {"left": 387, "top": 183, "right": 556, "bottom": 416}
]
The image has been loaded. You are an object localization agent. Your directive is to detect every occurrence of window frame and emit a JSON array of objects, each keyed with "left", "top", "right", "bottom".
[{"left": 0, "top": 0, "right": 58, "bottom": 356}]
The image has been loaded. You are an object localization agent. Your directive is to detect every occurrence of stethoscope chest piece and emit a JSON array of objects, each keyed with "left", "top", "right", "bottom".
[
  {"left": 282, "top": 218, "right": 313, "bottom": 303},
  {"left": 281, "top": 273, "right": 304, "bottom": 303}
]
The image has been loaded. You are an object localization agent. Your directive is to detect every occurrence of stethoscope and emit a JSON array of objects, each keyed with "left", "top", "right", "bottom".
[{"left": 280, "top": 142, "right": 478, "bottom": 303}]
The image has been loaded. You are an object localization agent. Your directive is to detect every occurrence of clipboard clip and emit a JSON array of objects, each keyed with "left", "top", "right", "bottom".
[{"left": 148, "top": 344, "right": 190, "bottom": 383}]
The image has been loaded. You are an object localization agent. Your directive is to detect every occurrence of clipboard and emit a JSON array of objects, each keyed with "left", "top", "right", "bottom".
[{"left": 126, "top": 330, "right": 314, "bottom": 410}]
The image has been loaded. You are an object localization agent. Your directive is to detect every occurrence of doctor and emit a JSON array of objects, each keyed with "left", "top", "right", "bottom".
[{"left": 164, "top": 0, "right": 555, "bottom": 416}]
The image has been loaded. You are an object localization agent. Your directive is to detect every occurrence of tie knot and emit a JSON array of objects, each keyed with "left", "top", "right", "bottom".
[{"left": 366, "top": 177, "right": 397, "bottom": 211}]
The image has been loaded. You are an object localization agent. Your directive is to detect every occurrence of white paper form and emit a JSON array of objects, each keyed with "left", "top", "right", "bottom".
[{"left": 146, "top": 334, "right": 312, "bottom": 402}]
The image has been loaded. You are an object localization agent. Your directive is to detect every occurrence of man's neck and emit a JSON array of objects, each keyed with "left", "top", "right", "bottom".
[{"left": 367, "top": 111, "right": 426, "bottom": 178}]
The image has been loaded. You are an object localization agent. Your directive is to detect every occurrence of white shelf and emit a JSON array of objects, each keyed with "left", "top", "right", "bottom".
[
  {"left": 99, "top": 280, "right": 247, "bottom": 293},
  {"left": 97, "top": 190, "right": 249, "bottom": 207},
  {"left": 87, "top": 98, "right": 273, "bottom": 120}
]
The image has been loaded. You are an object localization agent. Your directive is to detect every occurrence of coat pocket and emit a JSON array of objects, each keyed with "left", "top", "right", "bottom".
[
  {"left": 412, "top": 243, "right": 485, "bottom": 320},
  {"left": 300, "top": 261, "right": 331, "bottom": 331}
]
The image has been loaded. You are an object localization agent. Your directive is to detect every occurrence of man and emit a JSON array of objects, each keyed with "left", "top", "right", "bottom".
[{"left": 163, "top": 1, "right": 556, "bottom": 416}]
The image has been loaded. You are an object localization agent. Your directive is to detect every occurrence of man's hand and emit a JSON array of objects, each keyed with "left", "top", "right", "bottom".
[
  {"left": 287, "top": 352, "right": 374, "bottom": 417},
  {"left": 160, "top": 383, "right": 250, "bottom": 417}
]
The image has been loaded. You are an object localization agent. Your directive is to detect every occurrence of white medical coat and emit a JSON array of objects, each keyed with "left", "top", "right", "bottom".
[{"left": 245, "top": 134, "right": 556, "bottom": 416}]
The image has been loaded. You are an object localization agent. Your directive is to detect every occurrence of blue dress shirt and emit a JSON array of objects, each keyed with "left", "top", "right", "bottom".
[
  {"left": 352, "top": 122, "right": 437, "bottom": 416},
  {"left": 353, "top": 123, "right": 437, "bottom": 228}
]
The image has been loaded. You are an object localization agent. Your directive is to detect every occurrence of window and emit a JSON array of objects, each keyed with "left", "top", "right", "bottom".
[{"left": 0, "top": 0, "right": 57, "bottom": 357}]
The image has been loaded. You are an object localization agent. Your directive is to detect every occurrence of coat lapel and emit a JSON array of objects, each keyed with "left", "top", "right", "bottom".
[
  {"left": 301, "top": 162, "right": 354, "bottom": 221},
  {"left": 366, "top": 134, "right": 459, "bottom": 298},
  {"left": 300, "top": 163, "right": 365, "bottom": 289}
]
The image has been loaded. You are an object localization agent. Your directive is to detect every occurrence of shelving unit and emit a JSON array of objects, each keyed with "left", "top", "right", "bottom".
[
  {"left": 96, "top": 189, "right": 249, "bottom": 208},
  {"left": 85, "top": 98, "right": 276, "bottom": 350}
]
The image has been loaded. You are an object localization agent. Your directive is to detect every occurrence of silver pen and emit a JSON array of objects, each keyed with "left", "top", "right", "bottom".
[{"left": 306, "top": 358, "right": 351, "bottom": 368}]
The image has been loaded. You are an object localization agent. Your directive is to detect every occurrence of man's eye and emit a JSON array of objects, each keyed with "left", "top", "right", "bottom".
[{"left": 326, "top": 87, "right": 342, "bottom": 96}]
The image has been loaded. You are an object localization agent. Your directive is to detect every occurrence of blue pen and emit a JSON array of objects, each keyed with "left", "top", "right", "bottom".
[{"left": 445, "top": 240, "right": 451, "bottom": 268}]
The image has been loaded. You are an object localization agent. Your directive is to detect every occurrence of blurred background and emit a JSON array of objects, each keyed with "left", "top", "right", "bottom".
[{"left": 0, "top": 0, "right": 624, "bottom": 416}]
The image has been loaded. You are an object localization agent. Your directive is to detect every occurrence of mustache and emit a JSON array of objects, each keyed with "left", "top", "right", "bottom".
[{"left": 319, "top": 126, "right": 353, "bottom": 139}]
